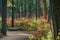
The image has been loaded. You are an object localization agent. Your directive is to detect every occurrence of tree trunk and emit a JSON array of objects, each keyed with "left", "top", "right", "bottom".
[
  {"left": 42, "top": 0, "right": 46, "bottom": 19},
  {"left": 35, "top": 0, "right": 38, "bottom": 20},
  {"left": 53, "top": 0, "right": 60, "bottom": 40},
  {"left": 1, "top": 0, "right": 7, "bottom": 35},
  {"left": 24, "top": 0, "right": 27, "bottom": 17},
  {"left": 21, "top": 0, "right": 24, "bottom": 17},
  {"left": 11, "top": 0, "right": 14, "bottom": 27},
  {"left": 50, "top": 0, "right": 60, "bottom": 40},
  {"left": 35, "top": 0, "right": 41, "bottom": 19},
  {"left": 16, "top": 0, "right": 20, "bottom": 18},
  {"left": 28, "top": 0, "right": 32, "bottom": 18},
  {"left": 37, "top": 0, "right": 41, "bottom": 18},
  {"left": 0, "top": 0, "right": 2, "bottom": 15}
]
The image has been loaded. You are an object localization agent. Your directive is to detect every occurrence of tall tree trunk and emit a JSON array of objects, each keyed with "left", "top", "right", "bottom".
[
  {"left": 36, "top": 0, "right": 40, "bottom": 19},
  {"left": 53, "top": 0, "right": 60, "bottom": 40},
  {"left": 1, "top": 0, "right": 7, "bottom": 35},
  {"left": 0, "top": 0, "right": 2, "bottom": 15},
  {"left": 28, "top": 0, "right": 32, "bottom": 18},
  {"left": 49, "top": 0, "right": 57, "bottom": 40},
  {"left": 21, "top": 0, "right": 24, "bottom": 17},
  {"left": 11, "top": 0, "right": 14, "bottom": 27},
  {"left": 37, "top": 0, "right": 41, "bottom": 18},
  {"left": 42, "top": 0, "right": 46, "bottom": 19},
  {"left": 16, "top": 0, "right": 20, "bottom": 18},
  {"left": 24, "top": 0, "right": 27, "bottom": 17},
  {"left": 35, "top": 0, "right": 38, "bottom": 20}
]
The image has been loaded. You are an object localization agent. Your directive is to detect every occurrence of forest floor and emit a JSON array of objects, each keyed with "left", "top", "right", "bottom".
[{"left": 0, "top": 31, "right": 34, "bottom": 40}]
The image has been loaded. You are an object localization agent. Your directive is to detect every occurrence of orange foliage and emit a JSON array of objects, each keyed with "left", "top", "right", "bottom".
[
  {"left": 33, "top": 29, "right": 44, "bottom": 38},
  {"left": 14, "top": 19, "right": 22, "bottom": 25},
  {"left": 22, "top": 17, "right": 32, "bottom": 23},
  {"left": 7, "top": 18, "right": 12, "bottom": 26},
  {"left": 33, "top": 16, "right": 50, "bottom": 38},
  {"left": 39, "top": 17, "right": 47, "bottom": 22},
  {"left": 7, "top": 17, "right": 32, "bottom": 26}
]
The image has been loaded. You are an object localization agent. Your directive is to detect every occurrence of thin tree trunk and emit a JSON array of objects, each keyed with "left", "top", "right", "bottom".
[
  {"left": 28, "top": 0, "right": 32, "bottom": 18},
  {"left": 42, "top": 0, "right": 46, "bottom": 19},
  {"left": 1, "top": 0, "right": 7, "bottom": 35},
  {"left": 24, "top": 0, "right": 27, "bottom": 17},
  {"left": 16, "top": 0, "right": 20, "bottom": 18},
  {"left": 11, "top": 0, "right": 14, "bottom": 27},
  {"left": 35, "top": 0, "right": 38, "bottom": 20},
  {"left": 0, "top": 0, "right": 2, "bottom": 15},
  {"left": 36, "top": 0, "right": 40, "bottom": 19},
  {"left": 21, "top": 0, "right": 24, "bottom": 17},
  {"left": 38, "top": 0, "right": 41, "bottom": 18}
]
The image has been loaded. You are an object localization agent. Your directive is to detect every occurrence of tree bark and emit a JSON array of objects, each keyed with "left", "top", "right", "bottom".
[
  {"left": 11, "top": 0, "right": 14, "bottom": 27},
  {"left": 35, "top": 0, "right": 38, "bottom": 20},
  {"left": 42, "top": 0, "right": 46, "bottom": 19},
  {"left": 28, "top": 0, "right": 32, "bottom": 18},
  {"left": 16, "top": 0, "right": 20, "bottom": 18},
  {"left": 50, "top": 0, "right": 60, "bottom": 40},
  {"left": 38, "top": 0, "right": 41, "bottom": 18},
  {"left": 1, "top": 0, "right": 7, "bottom": 35},
  {"left": 53, "top": 0, "right": 60, "bottom": 40},
  {"left": 21, "top": 0, "right": 24, "bottom": 17},
  {"left": 24, "top": 0, "right": 27, "bottom": 17},
  {"left": 0, "top": 0, "right": 2, "bottom": 15}
]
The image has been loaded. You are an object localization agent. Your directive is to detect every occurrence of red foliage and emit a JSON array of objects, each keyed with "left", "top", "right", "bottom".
[
  {"left": 7, "top": 18, "right": 12, "bottom": 26},
  {"left": 7, "top": 17, "right": 32, "bottom": 26},
  {"left": 22, "top": 17, "right": 32, "bottom": 23}
]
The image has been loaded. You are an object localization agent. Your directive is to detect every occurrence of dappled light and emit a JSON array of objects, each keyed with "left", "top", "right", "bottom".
[{"left": 0, "top": 0, "right": 60, "bottom": 40}]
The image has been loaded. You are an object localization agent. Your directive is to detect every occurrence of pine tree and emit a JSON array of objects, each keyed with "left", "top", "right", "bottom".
[{"left": 1, "top": 0, "right": 7, "bottom": 35}]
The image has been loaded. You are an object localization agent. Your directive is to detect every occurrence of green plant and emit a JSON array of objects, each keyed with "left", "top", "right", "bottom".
[
  {"left": 29, "top": 31, "right": 54, "bottom": 40},
  {"left": 56, "top": 32, "right": 60, "bottom": 40},
  {"left": 28, "top": 17, "right": 54, "bottom": 40},
  {"left": 29, "top": 35, "right": 35, "bottom": 40},
  {"left": 0, "top": 17, "right": 2, "bottom": 30},
  {"left": 47, "top": 31, "right": 54, "bottom": 40},
  {"left": 27, "top": 22, "right": 37, "bottom": 31}
]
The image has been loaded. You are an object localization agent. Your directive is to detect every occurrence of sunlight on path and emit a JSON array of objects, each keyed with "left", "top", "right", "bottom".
[
  {"left": 0, "top": 31, "right": 33, "bottom": 40},
  {"left": 8, "top": 34, "right": 31, "bottom": 36}
]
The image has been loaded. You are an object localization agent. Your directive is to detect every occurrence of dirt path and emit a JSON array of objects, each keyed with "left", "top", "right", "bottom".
[{"left": 0, "top": 31, "right": 34, "bottom": 40}]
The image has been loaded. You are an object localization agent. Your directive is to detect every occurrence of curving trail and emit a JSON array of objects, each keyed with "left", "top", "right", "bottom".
[{"left": 0, "top": 31, "right": 34, "bottom": 40}]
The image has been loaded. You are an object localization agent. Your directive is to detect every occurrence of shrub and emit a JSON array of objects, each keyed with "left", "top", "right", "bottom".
[
  {"left": 28, "top": 16, "right": 52, "bottom": 40},
  {"left": 7, "top": 17, "right": 50, "bottom": 32},
  {"left": 56, "top": 32, "right": 60, "bottom": 40},
  {"left": 7, "top": 17, "right": 38, "bottom": 31}
]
